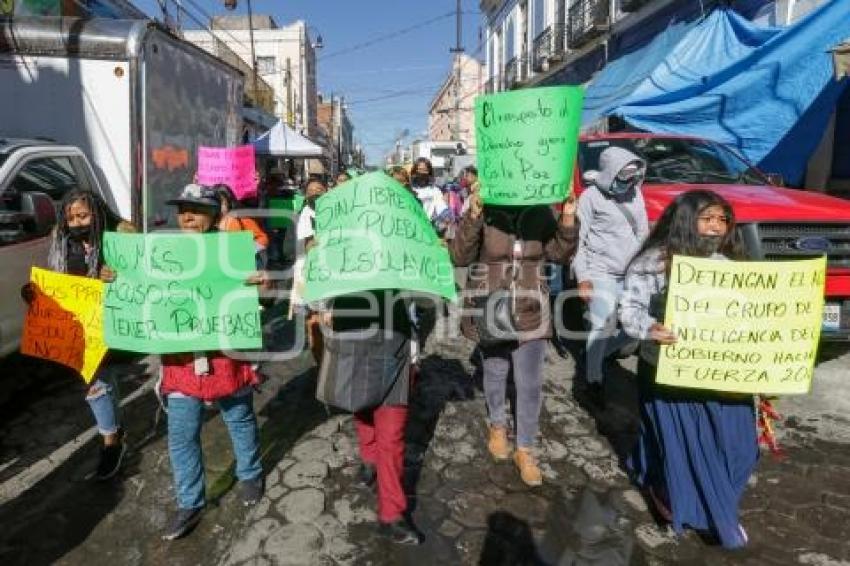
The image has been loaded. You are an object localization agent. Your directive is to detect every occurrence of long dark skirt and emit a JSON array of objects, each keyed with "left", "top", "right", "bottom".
[{"left": 628, "top": 358, "right": 758, "bottom": 549}]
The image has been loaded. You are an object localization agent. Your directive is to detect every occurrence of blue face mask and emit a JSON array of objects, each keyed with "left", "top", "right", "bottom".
[
  {"left": 610, "top": 163, "right": 644, "bottom": 195},
  {"left": 610, "top": 176, "right": 639, "bottom": 195}
]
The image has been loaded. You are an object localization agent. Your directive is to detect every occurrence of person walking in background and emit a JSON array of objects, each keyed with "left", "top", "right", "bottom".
[
  {"left": 292, "top": 177, "right": 329, "bottom": 367},
  {"left": 573, "top": 147, "right": 649, "bottom": 406},
  {"left": 460, "top": 165, "right": 480, "bottom": 216},
  {"left": 389, "top": 165, "right": 414, "bottom": 195},
  {"left": 619, "top": 190, "right": 757, "bottom": 549},
  {"left": 21, "top": 189, "right": 134, "bottom": 481},
  {"left": 262, "top": 172, "right": 292, "bottom": 268},
  {"left": 450, "top": 191, "right": 579, "bottom": 486},
  {"left": 335, "top": 171, "right": 352, "bottom": 186},
  {"left": 157, "top": 184, "right": 265, "bottom": 541},
  {"left": 410, "top": 158, "right": 451, "bottom": 236}
]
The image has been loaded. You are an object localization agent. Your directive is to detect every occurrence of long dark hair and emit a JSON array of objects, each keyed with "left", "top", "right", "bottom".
[
  {"left": 633, "top": 190, "right": 747, "bottom": 268},
  {"left": 48, "top": 189, "right": 124, "bottom": 277},
  {"left": 412, "top": 157, "right": 434, "bottom": 179},
  {"left": 212, "top": 183, "right": 238, "bottom": 212}
]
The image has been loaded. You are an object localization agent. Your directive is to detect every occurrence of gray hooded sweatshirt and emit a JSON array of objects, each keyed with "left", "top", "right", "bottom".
[{"left": 573, "top": 146, "right": 650, "bottom": 282}]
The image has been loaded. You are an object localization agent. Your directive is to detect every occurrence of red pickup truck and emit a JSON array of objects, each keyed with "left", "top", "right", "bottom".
[{"left": 575, "top": 133, "right": 850, "bottom": 341}]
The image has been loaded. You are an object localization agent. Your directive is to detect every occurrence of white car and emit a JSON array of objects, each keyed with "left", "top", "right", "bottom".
[{"left": 0, "top": 138, "right": 105, "bottom": 356}]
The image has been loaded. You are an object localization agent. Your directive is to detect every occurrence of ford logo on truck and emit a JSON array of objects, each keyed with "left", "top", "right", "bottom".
[{"left": 792, "top": 237, "right": 832, "bottom": 252}]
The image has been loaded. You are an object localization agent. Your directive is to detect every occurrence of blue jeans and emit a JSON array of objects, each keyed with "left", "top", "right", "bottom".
[
  {"left": 481, "top": 339, "right": 546, "bottom": 448},
  {"left": 85, "top": 375, "right": 120, "bottom": 436},
  {"left": 584, "top": 276, "right": 634, "bottom": 384},
  {"left": 167, "top": 392, "right": 262, "bottom": 509}
]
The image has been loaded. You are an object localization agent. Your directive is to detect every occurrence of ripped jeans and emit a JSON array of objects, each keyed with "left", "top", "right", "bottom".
[{"left": 85, "top": 372, "right": 120, "bottom": 436}]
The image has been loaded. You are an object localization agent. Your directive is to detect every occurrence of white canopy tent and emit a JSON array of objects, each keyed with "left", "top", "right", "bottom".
[{"left": 252, "top": 120, "right": 324, "bottom": 158}]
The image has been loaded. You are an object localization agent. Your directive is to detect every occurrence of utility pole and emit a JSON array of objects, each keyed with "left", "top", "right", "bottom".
[
  {"left": 450, "top": 0, "right": 464, "bottom": 145},
  {"left": 246, "top": 0, "right": 259, "bottom": 104},
  {"left": 286, "top": 57, "right": 294, "bottom": 126},
  {"left": 330, "top": 92, "right": 337, "bottom": 176},
  {"left": 224, "top": 0, "right": 259, "bottom": 108}
]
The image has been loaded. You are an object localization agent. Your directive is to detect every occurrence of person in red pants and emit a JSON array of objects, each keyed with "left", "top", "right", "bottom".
[
  {"left": 354, "top": 405, "right": 409, "bottom": 528},
  {"left": 318, "top": 290, "right": 422, "bottom": 545}
]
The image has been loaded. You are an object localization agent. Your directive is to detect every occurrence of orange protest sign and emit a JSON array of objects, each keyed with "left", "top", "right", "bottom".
[{"left": 21, "top": 267, "right": 107, "bottom": 382}]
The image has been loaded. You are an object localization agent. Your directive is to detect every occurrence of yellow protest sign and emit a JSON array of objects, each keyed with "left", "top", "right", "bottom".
[
  {"left": 21, "top": 267, "right": 107, "bottom": 383},
  {"left": 655, "top": 256, "right": 826, "bottom": 395}
]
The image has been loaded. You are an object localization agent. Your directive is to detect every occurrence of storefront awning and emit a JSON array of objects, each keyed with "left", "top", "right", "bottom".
[{"left": 583, "top": 3, "right": 850, "bottom": 185}]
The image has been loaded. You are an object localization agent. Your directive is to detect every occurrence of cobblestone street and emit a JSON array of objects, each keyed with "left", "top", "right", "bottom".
[{"left": 1, "top": 308, "right": 850, "bottom": 565}]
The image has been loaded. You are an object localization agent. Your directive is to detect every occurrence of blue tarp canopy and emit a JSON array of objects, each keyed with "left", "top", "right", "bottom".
[{"left": 583, "top": 3, "right": 850, "bottom": 185}]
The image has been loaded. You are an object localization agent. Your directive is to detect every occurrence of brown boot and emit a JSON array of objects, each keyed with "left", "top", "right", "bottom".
[
  {"left": 514, "top": 448, "right": 543, "bottom": 487},
  {"left": 487, "top": 426, "right": 512, "bottom": 461}
]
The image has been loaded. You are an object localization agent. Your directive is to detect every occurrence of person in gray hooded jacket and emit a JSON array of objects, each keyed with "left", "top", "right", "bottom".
[{"left": 573, "top": 146, "right": 650, "bottom": 402}]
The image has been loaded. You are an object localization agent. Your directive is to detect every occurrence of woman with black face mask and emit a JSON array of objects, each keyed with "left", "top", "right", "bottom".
[
  {"left": 410, "top": 158, "right": 450, "bottom": 234},
  {"left": 21, "top": 189, "right": 134, "bottom": 481},
  {"left": 619, "top": 190, "right": 756, "bottom": 549}
]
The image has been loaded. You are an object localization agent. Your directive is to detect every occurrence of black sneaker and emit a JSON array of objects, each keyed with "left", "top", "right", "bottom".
[
  {"left": 239, "top": 477, "right": 264, "bottom": 506},
  {"left": 162, "top": 507, "right": 204, "bottom": 541},
  {"left": 356, "top": 463, "right": 377, "bottom": 490},
  {"left": 95, "top": 432, "right": 127, "bottom": 481},
  {"left": 378, "top": 517, "right": 423, "bottom": 545}
]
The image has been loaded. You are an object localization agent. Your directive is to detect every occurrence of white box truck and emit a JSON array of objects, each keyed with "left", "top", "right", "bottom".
[
  {"left": 0, "top": 16, "right": 244, "bottom": 355},
  {"left": 0, "top": 16, "right": 244, "bottom": 228}
]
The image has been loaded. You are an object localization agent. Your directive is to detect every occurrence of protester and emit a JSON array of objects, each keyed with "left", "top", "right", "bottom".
[
  {"left": 460, "top": 165, "right": 480, "bottom": 216},
  {"left": 450, "top": 192, "right": 578, "bottom": 486},
  {"left": 573, "top": 147, "right": 650, "bottom": 405},
  {"left": 389, "top": 165, "right": 413, "bottom": 194},
  {"left": 21, "top": 189, "right": 133, "bottom": 481},
  {"left": 158, "top": 184, "right": 265, "bottom": 541},
  {"left": 619, "top": 189, "right": 756, "bottom": 549},
  {"left": 318, "top": 290, "right": 422, "bottom": 545},
  {"left": 292, "top": 177, "right": 329, "bottom": 367},
  {"left": 261, "top": 172, "right": 291, "bottom": 267},
  {"left": 214, "top": 184, "right": 270, "bottom": 270},
  {"left": 410, "top": 158, "right": 451, "bottom": 234},
  {"left": 335, "top": 171, "right": 351, "bottom": 186}
]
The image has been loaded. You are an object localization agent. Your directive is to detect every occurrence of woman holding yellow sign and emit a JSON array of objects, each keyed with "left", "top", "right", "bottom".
[
  {"left": 619, "top": 190, "right": 757, "bottom": 549},
  {"left": 21, "top": 189, "right": 134, "bottom": 481}
]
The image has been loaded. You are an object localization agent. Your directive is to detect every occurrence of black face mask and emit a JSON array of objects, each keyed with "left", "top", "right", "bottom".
[
  {"left": 695, "top": 235, "right": 723, "bottom": 256},
  {"left": 411, "top": 174, "right": 430, "bottom": 188},
  {"left": 67, "top": 225, "right": 91, "bottom": 241}
]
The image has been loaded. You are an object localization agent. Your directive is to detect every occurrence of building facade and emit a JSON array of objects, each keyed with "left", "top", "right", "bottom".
[
  {"left": 480, "top": 0, "right": 845, "bottom": 192},
  {"left": 317, "top": 94, "right": 356, "bottom": 177},
  {"left": 184, "top": 16, "right": 319, "bottom": 139},
  {"left": 428, "top": 53, "right": 484, "bottom": 153},
  {"left": 478, "top": 0, "right": 814, "bottom": 95}
]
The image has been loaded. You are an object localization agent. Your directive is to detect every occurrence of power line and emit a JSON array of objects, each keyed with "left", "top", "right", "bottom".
[
  {"left": 346, "top": 90, "right": 435, "bottom": 106},
  {"left": 319, "top": 11, "right": 455, "bottom": 61}
]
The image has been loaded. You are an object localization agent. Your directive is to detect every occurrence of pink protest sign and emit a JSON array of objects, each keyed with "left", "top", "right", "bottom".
[{"left": 197, "top": 145, "right": 257, "bottom": 199}]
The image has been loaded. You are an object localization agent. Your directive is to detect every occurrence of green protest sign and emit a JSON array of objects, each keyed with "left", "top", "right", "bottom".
[
  {"left": 302, "top": 171, "right": 457, "bottom": 303},
  {"left": 268, "top": 195, "right": 305, "bottom": 229},
  {"left": 102, "top": 232, "right": 262, "bottom": 353},
  {"left": 475, "top": 86, "right": 584, "bottom": 206}
]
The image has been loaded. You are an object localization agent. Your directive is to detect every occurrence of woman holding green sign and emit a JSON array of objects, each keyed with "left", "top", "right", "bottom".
[
  {"left": 618, "top": 190, "right": 757, "bottom": 549},
  {"left": 158, "top": 184, "right": 266, "bottom": 541},
  {"left": 450, "top": 192, "right": 578, "bottom": 486}
]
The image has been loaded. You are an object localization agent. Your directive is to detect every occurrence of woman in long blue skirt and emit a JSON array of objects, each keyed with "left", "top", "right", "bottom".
[{"left": 619, "top": 190, "right": 758, "bottom": 549}]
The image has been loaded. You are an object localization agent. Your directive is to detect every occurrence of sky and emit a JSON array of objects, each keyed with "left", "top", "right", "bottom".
[{"left": 133, "top": 0, "right": 483, "bottom": 164}]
